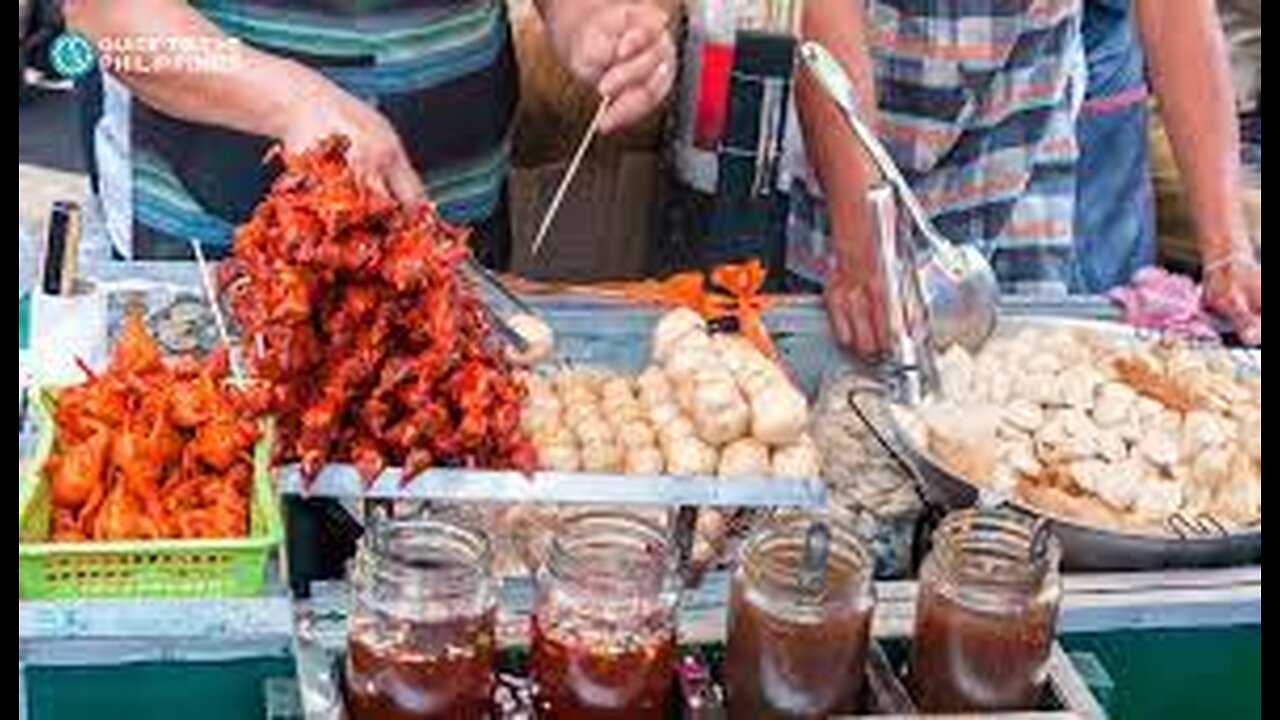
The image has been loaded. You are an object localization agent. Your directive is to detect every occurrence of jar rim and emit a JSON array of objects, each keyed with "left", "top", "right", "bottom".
[
  {"left": 356, "top": 517, "right": 493, "bottom": 600},
  {"left": 739, "top": 510, "right": 874, "bottom": 607},
  {"left": 545, "top": 510, "right": 676, "bottom": 594},
  {"left": 928, "top": 508, "right": 1062, "bottom": 593}
]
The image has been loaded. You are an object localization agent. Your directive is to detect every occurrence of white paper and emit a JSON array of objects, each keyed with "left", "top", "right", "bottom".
[{"left": 31, "top": 286, "right": 108, "bottom": 385}]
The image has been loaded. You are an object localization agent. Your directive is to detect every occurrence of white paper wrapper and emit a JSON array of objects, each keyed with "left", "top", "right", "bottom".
[{"left": 31, "top": 282, "right": 108, "bottom": 385}]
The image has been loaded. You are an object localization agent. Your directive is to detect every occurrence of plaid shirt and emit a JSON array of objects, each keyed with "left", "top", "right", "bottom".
[{"left": 784, "top": 0, "right": 1086, "bottom": 295}]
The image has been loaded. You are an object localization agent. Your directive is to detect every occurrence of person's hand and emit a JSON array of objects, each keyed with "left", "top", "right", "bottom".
[
  {"left": 550, "top": 1, "right": 675, "bottom": 133},
  {"left": 279, "top": 74, "right": 425, "bottom": 205},
  {"left": 824, "top": 250, "right": 889, "bottom": 358},
  {"left": 1203, "top": 255, "right": 1262, "bottom": 345}
]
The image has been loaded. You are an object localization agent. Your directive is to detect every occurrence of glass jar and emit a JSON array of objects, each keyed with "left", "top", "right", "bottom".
[
  {"left": 725, "top": 511, "right": 877, "bottom": 719},
  {"left": 345, "top": 517, "right": 497, "bottom": 720},
  {"left": 531, "top": 511, "right": 680, "bottom": 719},
  {"left": 909, "top": 508, "right": 1062, "bottom": 712}
]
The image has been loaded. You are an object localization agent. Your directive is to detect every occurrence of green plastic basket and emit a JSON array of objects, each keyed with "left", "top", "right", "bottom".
[{"left": 18, "top": 390, "right": 282, "bottom": 599}]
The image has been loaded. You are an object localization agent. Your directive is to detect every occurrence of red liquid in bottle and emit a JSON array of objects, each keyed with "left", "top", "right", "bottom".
[
  {"left": 346, "top": 610, "right": 496, "bottom": 720},
  {"left": 693, "top": 42, "right": 735, "bottom": 150}
]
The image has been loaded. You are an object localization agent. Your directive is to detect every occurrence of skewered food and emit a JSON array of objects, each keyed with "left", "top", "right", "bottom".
[{"left": 220, "top": 137, "right": 535, "bottom": 483}]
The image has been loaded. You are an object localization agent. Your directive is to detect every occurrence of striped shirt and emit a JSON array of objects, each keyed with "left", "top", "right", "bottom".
[
  {"left": 783, "top": 0, "right": 1086, "bottom": 295},
  {"left": 89, "top": 0, "right": 517, "bottom": 261}
]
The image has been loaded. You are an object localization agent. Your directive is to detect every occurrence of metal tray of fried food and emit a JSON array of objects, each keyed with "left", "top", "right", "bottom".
[{"left": 875, "top": 315, "right": 1261, "bottom": 572}]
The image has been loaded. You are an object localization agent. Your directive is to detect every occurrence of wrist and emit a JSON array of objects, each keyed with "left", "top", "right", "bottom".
[{"left": 1202, "top": 249, "right": 1257, "bottom": 277}]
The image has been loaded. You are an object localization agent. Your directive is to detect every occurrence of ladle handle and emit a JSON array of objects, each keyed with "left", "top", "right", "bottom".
[{"left": 798, "top": 42, "right": 952, "bottom": 259}]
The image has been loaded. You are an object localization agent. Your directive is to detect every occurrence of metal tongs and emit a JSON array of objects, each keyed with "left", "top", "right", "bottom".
[
  {"left": 799, "top": 42, "right": 1000, "bottom": 353},
  {"left": 460, "top": 256, "right": 541, "bottom": 357}
]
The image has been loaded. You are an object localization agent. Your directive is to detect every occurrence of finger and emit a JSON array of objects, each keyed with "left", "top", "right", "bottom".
[
  {"left": 599, "top": 88, "right": 656, "bottom": 133},
  {"left": 571, "top": 28, "right": 617, "bottom": 84},
  {"left": 1219, "top": 290, "right": 1262, "bottom": 346},
  {"left": 855, "top": 275, "right": 888, "bottom": 353},
  {"left": 825, "top": 292, "right": 854, "bottom": 347},
  {"left": 385, "top": 159, "right": 426, "bottom": 207},
  {"left": 615, "top": 9, "right": 667, "bottom": 59},
  {"left": 645, "top": 55, "right": 675, "bottom": 103},
  {"left": 598, "top": 42, "right": 663, "bottom": 101},
  {"left": 849, "top": 286, "right": 879, "bottom": 358},
  {"left": 355, "top": 164, "right": 392, "bottom": 201}
]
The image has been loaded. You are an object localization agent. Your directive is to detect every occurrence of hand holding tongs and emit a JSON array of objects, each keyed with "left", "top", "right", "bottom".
[{"left": 798, "top": 42, "right": 1000, "bottom": 352}]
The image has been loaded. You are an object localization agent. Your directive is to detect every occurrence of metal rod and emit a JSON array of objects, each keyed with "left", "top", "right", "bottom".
[
  {"left": 189, "top": 240, "right": 245, "bottom": 380},
  {"left": 462, "top": 255, "right": 538, "bottom": 317},
  {"left": 531, "top": 97, "right": 610, "bottom": 256}
]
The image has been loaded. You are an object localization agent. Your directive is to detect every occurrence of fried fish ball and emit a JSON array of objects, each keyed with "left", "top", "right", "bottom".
[
  {"left": 616, "top": 420, "right": 657, "bottom": 449},
  {"left": 606, "top": 401, "right": 648, "bottom": 428},
  {"left": 717, "top": 437, "right": 770, "bottom": 477},
  {"left": 553, "top": 368, "right": 603, "bottom": 396},
  {"left": 664, "top": 343, "right": 721, "bottom": 386},
  {"left": 664, "top": 436, "right": 718, "bottom": 475},
  {"left": 522, "top": 407, "right": 564, "bottom": 437},
  {"left": 770, "top": 436, "right": 823, "bottom": 479},
  {"left": 600, "top": 376, "right": 636, "bottom": 403},
  {"left": 689, "top": 371, "right": 751, "bottom": 446},
  {"left": 525, "top": 386, "right": 563, "bottom": 412},
  {"left": 646, "top": 401, "right": 685, "bottom": 429},
  {"left": 539, "top": 443, "right": 581, "bottom": 472},
  {"left": 574, "top": 419, "right": 616, "bottom": 447},
  {"left": 506, "top": 313, "right": 555, "bottom": 366},
  {"left": 657, "top": 415, "right": 697, "bottom": 449},
  {"left": 563, "top": 402, "right": 604, "bottom": 430},
  {"left": 580, "top": 440, "right": 624, "bottom": 473},
  {"left": 637, "top": 365, "right": 673, "bottom": 406},
  {"left": 653, "top": 308, "right": 709, "bottom": 364},
  {"left": 748, "top": 380, "right": 809, "bottom": 445},
  {"left": 560, "top": 385, "right": 600, "bottom": 410},
  {"left": 624, "top": 445, "right": 665, "bottom": 474},
  {"left": 531, "top": 424, "right": 576, "bottom": 449}
]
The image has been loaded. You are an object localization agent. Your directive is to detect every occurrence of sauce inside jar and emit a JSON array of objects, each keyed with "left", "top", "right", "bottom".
[
  {"left": 724, "top": 514, "right": 876, "bottom": 719},
  {"left": 908, "top": 509, "right": 1061, "bottom": 713},
  {"left": 530, "top": 511, "right": 680, "bottom": 720},
  {"left": 910, "top": 587, "right": 1055, "bottom": 712},
  {"left": 345, "top": 517, "right": 498, "bottom": 720},
  {"left": 347, "top": 610, "right": 496, "bottom": 720},
  {"left": 531, "top": 616, "right": 675, "bottom": 719}
]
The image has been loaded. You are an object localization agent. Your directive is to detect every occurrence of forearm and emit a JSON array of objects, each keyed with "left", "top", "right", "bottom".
[
  {"left": 794, "top": 0, "right": 878, "bottom": 267},
  {"left": 1136, "top": 0, "right": 1249, "bottom": 261},
  {"left": 65, "top": 0, "right": 324, "bottom": 141}
]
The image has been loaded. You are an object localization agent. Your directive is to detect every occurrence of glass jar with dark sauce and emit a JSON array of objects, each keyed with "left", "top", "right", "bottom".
[
  {"left": 909, "top": 508, "right": 1062, "bottom": 713},
  {"left": 345, "top": 517, "right": 497, "bottom": 719},
  {"left": 531, "top": 511, "right": 680, "bottom": 719},
  {"left": 725, "top": 512, "right": 876, "bottom": 719}
]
